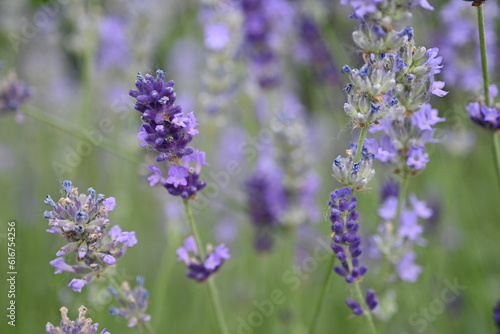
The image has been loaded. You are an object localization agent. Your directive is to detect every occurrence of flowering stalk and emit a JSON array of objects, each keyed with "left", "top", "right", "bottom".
[
  {"left": 475, "top": 3, "right": 500, "bottom": 190},
  {"left": 183, "top": 199, "right": 229, "bottom": 334},
  {"left": 308, "top": 255, "right": 335, "bottom": 333},
  {"left": 129, "top": 70, "right": 229, "bottom": 333},
  {"left": 476, "top": 5, "right": 490, "bottom": 107}
]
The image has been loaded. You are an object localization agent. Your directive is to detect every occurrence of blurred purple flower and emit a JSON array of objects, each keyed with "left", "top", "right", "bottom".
[
  {"left": 176, "top": 236, "right": 230, "bottom": 282},
  {"left": 109, "top": 277, "right": 151, "bottom": 328},
  {"left": 97, "top": 16, "right": 130, "bottom": 70},
  {"left": 397, "top": 252, "right": 422, "bottom": 282},
  {"left": 205, "top": 23, "right": 231, "bottom": 51}
]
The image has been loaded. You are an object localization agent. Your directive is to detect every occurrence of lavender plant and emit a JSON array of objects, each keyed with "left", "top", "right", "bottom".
[
  {"left": 130, "top": 69, "right": 229, "bottom": 334},
  {"left": 46, "top": 306, "right": 109, "bottom": 334},
  {"left": 109, "top": 277, "right": 151, "bottom": 328},
  {"left": 0, "top": 70, "right": 33, "bottom": 122},
  {"left": 311, "top": 0, "right": 447, "bottom": 330},
  {"left": 44, "top": 181, "right": 137, "bottom": 293}
]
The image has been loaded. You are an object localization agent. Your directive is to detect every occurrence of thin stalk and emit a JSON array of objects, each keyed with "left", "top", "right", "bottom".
[
  {"left": 183, "top": 199, "right": 229, "bottom": 334},
  {"left": 309, "top": 255, "right": 336, "bottom": 333},
  {"left": 354, "top": 126, "right": 369, "bottom": 163},
  {"left": 476, "top": 5, "right": 490, "bottom": 107},
  {"left": 23, "top": 106, "right": 141, "bottom": 165},
  {"left": 151, "top": 223, "right": 178, "bottom": 329},
  {"left": 354, "top": 283, "right": 378, "bottom": 334},
  {"left": 476, "top": 6, "right": 500, "bottom": 190},
  {"left": 493, "top": 133, "right": 500, "bottom": 190}
]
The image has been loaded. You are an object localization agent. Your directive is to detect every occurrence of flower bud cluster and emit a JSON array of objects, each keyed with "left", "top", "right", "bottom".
[{"left": 44, "top": 181, "right": 137, "bottom": 292}]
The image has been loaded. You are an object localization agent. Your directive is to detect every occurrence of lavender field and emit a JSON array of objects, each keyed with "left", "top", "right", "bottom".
[{"left": 0, "top": 0, "right": 499, "bottom": 333}]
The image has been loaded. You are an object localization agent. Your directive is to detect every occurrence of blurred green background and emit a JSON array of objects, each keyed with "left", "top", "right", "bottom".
[{"left": 0, "top": 0, "right": 499, "bottom": 333}]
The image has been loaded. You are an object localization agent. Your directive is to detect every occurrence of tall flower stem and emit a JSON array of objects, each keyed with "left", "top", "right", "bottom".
[
  {"left": 493, "top": 134, "right": 500, "bottom": 190},
  {"left": 354, "top": 126, "right": 369, "bottom": 162},
  {"left": 354, "top": 283, "right": 378, "bottom": 334},
  {"left": 151, "top": 222, "right": 180, "bottom": 329},
  {"left": 476, "top": 5, "right": 500, "bottom": 190},
  {"left": 309, "top": 255, "right": 336, "bottom": 333},
  {"left": 476, "top": 5, "right": 490, "bottom": 107},
  {"left": 23, "top": 106, "right": 141, "bottom": 165},
  {"left": 183, "top": 199, "right": 229, "bottom": 334}
]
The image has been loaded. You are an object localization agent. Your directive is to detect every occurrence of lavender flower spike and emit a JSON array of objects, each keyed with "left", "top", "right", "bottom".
[
  {"left": 46, "top": 305, "right": 110, "bottom": 334},
  {"left": 328, "top": 187, "right": 378, "bottom": 315},
  {"left": 44, "top": 181, "right": 137, "bottom": 292},
  {"left": 109, "top": 277, "right": 151, "bottom": 328},
  {"left": 176, "top": 236, "right": 230, "bottom": 282},
  {"left": 329, "top": 187, "right": 367, "bottom": 284},
  {"left": 129, "top": 69, "right": 198, "bottom": 162}
]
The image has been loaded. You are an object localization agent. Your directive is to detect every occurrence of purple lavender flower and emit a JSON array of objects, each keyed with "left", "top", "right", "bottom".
[
  {"left": 329, "top": 187, "right": 369, "bottom": 285},
  {"left": 147, "top": 149, "right": 208, "bottom": 199},
  {"left": 341, "top": 0, "right": 433, "bottom": 23},
  {"left": 397, "top": 252, "right": 422, "bottom": 283},
  {"left": 46, "top": 305, "right": 110, "bottom": 334},
  {"left": 365, "top": 289, "right": 379, "bottom": 310},
  {"left": 240, "top": 0, "right": 292, "bottom": 89},
  {"left": 97, "top": 16, "right": 130, "bottom": 70},
  {"left": 129, "top": 70, "right": 198, "bottom": 162},
  {"left": 467, "top": 86, "right": 500, "bottom": 131},
  {"left": 370, "top": 103, "right": 445, "bottom": 172},
  {"left": 204, "top": 23, "right": 231, "bottom": 51},
  {"left": 176, "top": 236, "right": 230, "bottom": 282},
  {"left": 44, "top": 181, "right": 137, "bottom": 292},
  {"left": 370, "top": 182, "right": 432, "bottom": 282},
  {"left": 296, "top": 15, "right": 338, "bottom": 85},
  {"left": 0, "top": 71, "right": 33, "bottom": 121},
  {"left": 494, "top": 300, "right": 500, "bottom": 333},
  {"left": 109, "top": 277, "right": 151, "bottom": 328},
  {"left": 346, "top": 298, "right": 364, "bottom": 315},
  {"left": 244, "top": 159, "right": 288, "bottom": 252}
]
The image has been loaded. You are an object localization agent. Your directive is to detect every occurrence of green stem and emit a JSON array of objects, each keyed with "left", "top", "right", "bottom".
[
  {"left": 476, "top": 6, "right": 500, "bottom": 191},
  {"left": 23, "top": 106, "right": 141, "bottom": 165},
  {"left": 309, "top": 255, "right": 336, "bottom": 334},
  {"left": 353, "top": 126, "right": 369, "bottom": 163},
  {"left": 151, "top": 222, "right": 179, "bottom": 329},
  {"left": 354, "top": 283, "right": 378, "bottom": 334},
  {"left": 183, "top": 199, "right": 229, "bottom": 334},
  {"left": 493, "top": 133, "right": 500, "bottom": 191},
  {"left": 476, "top": 5, "right": 490, "bottom": 107}
]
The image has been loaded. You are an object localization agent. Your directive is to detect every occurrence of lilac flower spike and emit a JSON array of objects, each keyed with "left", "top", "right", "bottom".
[
  {"left": 46, "top": 305, "right": 110, "bottom": 334},
  {"left": 44, "top": 181, "right": 136, "bottom": 292},
  {"left": 176, "top": 236, "right": 230, "bottom": 282},
  {"left": 109, "top": 277, "right": 151, "bottom": 328},
  {"left": 245, "top": 159, "right": 288, "bottom": 251},
  {"left": 129, "top": 70, "right": 198, "bottom": 162},
  {"left": 329, "top": 188, "right": 368, "bottom": 284}
]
